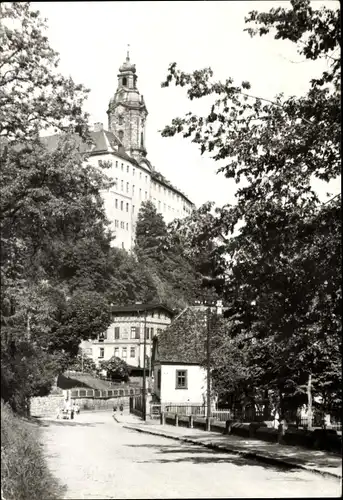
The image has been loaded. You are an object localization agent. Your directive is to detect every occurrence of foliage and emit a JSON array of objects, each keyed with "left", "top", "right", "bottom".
[
  {"left": 1, "top": 400, "right": 65, "bottom": 500},
  {"left": 0, "top": 2, "right": 113, "bottom": 414},
  {"left": 67, "top": 351, "right": 97, "bottom": 374},
  {"left": 0, "top": 2, "right": 90, "bottom": 142},
  {"left": 160, "top": 0, "right": 341, "bottom": 413},
  {"left": 100, "top": 356, "right": 131, "bottom": 382},
  {"left": 134, "top": 201, "right": 205, "bottom": 310}
]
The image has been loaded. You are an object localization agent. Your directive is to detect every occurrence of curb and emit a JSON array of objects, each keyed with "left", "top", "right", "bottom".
[{"left": 123, "top": 424, "right": 342, "bottom": 480}]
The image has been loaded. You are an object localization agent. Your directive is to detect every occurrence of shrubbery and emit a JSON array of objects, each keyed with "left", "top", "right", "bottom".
[{"left": 1, "top": 400, "right": 65, "bottom": 500}]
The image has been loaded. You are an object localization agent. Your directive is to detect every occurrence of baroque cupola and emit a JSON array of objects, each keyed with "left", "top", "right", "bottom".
[{"left": 107, "top": 48, "right": 148, "bottom": 161}]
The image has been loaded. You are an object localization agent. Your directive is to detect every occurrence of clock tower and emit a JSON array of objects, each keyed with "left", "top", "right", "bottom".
[{"left": 107, "top": 50, "right": 148, "bottom": 161}]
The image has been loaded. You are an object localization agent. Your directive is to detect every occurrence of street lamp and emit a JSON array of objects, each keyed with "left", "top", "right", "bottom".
[
  {"left": 206, "top": 300, "right": 223, "bottom": 432},
  {"left": 142, "top": 308, "right": 148, "bottom": 421}
]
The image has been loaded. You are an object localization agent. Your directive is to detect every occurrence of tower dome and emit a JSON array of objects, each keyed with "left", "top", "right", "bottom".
[{"left": 107, "top": 49, "right": 148, "bottom": 161}]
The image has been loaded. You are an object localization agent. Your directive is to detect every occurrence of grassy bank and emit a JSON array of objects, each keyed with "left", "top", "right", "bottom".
[{"left": 1, "top": 400, "right": 65, "bottom": 500}]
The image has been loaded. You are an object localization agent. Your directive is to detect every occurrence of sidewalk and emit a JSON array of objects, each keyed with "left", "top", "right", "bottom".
[{"left": 114, "top": 413, "right": 342, "bottom": 480}]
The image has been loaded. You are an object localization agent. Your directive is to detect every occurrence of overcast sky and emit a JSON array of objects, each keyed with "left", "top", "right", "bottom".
[{"left": 32, "top": 1, "right": 340, "bottom": 207}]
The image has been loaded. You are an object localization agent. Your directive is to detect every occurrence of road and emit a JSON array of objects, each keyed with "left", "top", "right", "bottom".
[{"left": 41, "top": 412, "right": 341, "bottom": 499}]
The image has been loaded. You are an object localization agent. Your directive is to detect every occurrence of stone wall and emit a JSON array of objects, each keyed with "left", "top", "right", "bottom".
[{"left": 30, "top": 394, "right": 65, "bottom": 418}]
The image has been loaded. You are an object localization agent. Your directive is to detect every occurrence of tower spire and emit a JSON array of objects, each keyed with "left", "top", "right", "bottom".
[{"left": 126, "top": 44, "right": 130, "bottom": 62}]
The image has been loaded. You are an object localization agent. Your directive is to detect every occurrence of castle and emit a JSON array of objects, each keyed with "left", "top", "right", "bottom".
[{"left": 84, "top": 50, "right": 194, "bottom": 250}]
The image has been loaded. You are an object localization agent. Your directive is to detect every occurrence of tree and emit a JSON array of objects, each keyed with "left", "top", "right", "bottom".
[
  {"left": 135, "top": 200, "right": 168, "bottom": 261},
  {"left": 0, "top": 2, "right": 90, "bottom": 142},
  {"left": 134, "top": 202, "right": 205, "bottom": 310},
  {"left": 0, "top": 3, "right": 115, "bottom": 414},
  {"left": 160, "top": 0, "right": 341, "bottom": 414},
  {"left": 100, "top": 356, "right": 131, "bottom": 382}
]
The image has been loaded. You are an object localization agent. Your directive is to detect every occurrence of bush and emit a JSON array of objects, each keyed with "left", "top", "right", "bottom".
[{"left": 1, "top": 400, "right": 65, "bottom": 500}]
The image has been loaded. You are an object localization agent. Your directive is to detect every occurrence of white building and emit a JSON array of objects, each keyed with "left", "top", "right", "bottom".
[{"left": 45, "top": 51, "right": 194, "bottom": 251}]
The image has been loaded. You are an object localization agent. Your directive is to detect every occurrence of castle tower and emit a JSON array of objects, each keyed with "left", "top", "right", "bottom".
[{"left": 107, "top": 49, "right": 148, "bottom": 161}]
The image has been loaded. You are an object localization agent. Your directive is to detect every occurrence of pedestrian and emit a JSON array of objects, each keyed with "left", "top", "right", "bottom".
[{"left": 119, "top": 403, "right": 123, "bottom": 416}]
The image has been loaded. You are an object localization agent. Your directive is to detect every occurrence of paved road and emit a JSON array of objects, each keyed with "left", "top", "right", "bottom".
[{"left": 41, "top": 412, "right": 341, "bottom": 499}]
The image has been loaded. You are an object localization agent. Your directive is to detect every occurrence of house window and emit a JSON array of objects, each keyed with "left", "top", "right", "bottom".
[
  {"left": 157, "top": 328, "right": 162, "bottom": 336},
  {"left": 130, "top": 347, "right": 135, "bottom": 358},
  {"left": 115, "top": 219, "right": 119, "bottom": 228},
  {"left": 150, "top": 327, "right": 154, "bottom": 337},
  {"left": 114, "top": 347, "right": 119, "bottom": 357},
  {"left": 135, "top": 327, "right": 140, "bottom": 339},
  {"left": 145, "top": 191, "right": 147, "bottom": 200},
  {"left": 176, "top": 370, "right": 187, "bottom": 389},
  {"left": 121, "top": 163, "right": 124, "bottom": 171},
  {"left": 132, "top": 185, "right": 135, "bottom": 195},
  {"left": 130, "top": 326, "right": 137, "bottom": 339},
  {"left": 98, "top": 331, "right": 107, "bottom": 342},
  {"left": 157, "top": 370, "right": 161, "bottom": 390},
  {"left": 139, "top": 188, "right": 142, "bottom": 198},
  {"left": 126, "top": 202, "right": 129, "bottom": 212},
  {"left": 132, "top": 205, "right": 135, "bottom": 213},
  {"left": 116, "top": 161, "right": 118, "bottom": 168},
  {"left": 122, "top": 347, "right": 127, "bottom": 358},
  {"left": 126, "top": 182, "right": 129, "bottom": 193},
  {"left": 127, "top": 165, "right": 129, "bottom": 173},
  {"left": 133, "top": 168, "right": 135, "bottom": 176},
  {"left": 139, "top": 172, "right": 142, "bottom": 179},
  {"left": 99, "top": 347, "right": 104, "bottom": 359},
  {"left": 120, "top": 221, "right": 124, "bottom": 229},
  {"left": 120, "top": 201, "right": 123, "bottom": 210},
  {"left": 145, "top": 175, "right": 148, "bottom": 183},
  {"left": 114, "top": 327, "right": 120, "bottom": 339},
  {"left": 121, "top": 180, "right": 124, "bottom": 191},
  {"left": 115, "top": 199, "right": 118, "bottom": 209},
  {"left": 146, "top": 328, "right": 150, "bottom": 340}
]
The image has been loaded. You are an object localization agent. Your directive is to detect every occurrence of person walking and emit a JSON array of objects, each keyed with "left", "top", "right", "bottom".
[{"left": 119, "top": 403, "right": 124, "bottom": 416}]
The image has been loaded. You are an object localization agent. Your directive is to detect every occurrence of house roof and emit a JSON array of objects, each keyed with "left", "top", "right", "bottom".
[
  {"left": 153, "top": 307, "right": 207, "bottom": 364},
  {"left": 111, "top": 303, "right": 174, "bottom": 316}
]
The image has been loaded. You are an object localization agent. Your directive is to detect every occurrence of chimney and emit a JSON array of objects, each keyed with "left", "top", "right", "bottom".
[{"left": 94, "top": 122, "right": 103, "bottom": 132}]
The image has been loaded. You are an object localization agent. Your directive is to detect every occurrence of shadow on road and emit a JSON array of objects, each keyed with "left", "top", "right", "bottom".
[
  {"left": 37, "top": 419, "right": 105, "bottom": 428},
  {"left": 125, "top": 443, "right": 300, "bottom": 473}
]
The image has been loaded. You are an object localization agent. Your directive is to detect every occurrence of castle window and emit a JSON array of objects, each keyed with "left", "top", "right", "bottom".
[
  {"left": 121, "top": 163, "right": 124, "bottom": 171},
  {"left": 132, "top": 205, "right": 135, "bottom": 213},
  {"left": 115, "top": 199, "right": 118, "bottom": 209},
  {"left": 145, "top": 191, "right": 147, "bottom": 200},
  {"left": 139, "top": 172, "right": 142, "bottom": 179},
  {"left": 120, "top": 221, "right": 124, "bottom": 229},
  {"left": 126, "top": 203, "right": 129, "bottom": 212},
  {"left": 163, "top": 203, "right": 166, "bottom": 210},
  {"left": 141, "top": 132, "right": 144, "bottom": 147},
  {"left": 115, "top": 220, "right": 119, "bottom": 228},
  {"left": 132, "top": 185, "right": 135, "bottom": 195},
  {"left": 139, "top": 188, "right": 142, "bottom": 198},
  {"left": 127, "top": 165, "right": 129, "bottom": 173},
  {"left": 120, "top": 201, "right": 123, "bottom": 210},
  {"left": 145, "top": 176, "right": 147, "bottom": 183},
  {"left": 121, "top": 180, "right": 124, "bottom": 191},
  {"left": 122, "top": 77, "right": 127, "bottom": 86},
  {"left": 133, "top": 168, "right": 135, "bottom": 176},
  {"left": 116, "top": 161, "right": 118, "bottom": 168},
  {"left": 126, "top": 222, "right": 129, "bottom": 230},
  {"left": 158, "top": 201, "right": 161, "bottom": 209},
  {"left": 126, "top": 182, "right": 129, "bottom": 193},
  {"left": 122, "top": 242, "right": 125, "bottom": 249}
]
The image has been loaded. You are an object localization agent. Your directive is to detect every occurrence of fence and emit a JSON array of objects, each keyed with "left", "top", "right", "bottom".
[{"left": 69, "top": 387, "right": 142, "bottom": 399}]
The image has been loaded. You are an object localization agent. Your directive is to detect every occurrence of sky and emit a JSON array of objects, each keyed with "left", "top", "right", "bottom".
[{"left": 32, "top": 1, "right": 340, "bottom": 207}]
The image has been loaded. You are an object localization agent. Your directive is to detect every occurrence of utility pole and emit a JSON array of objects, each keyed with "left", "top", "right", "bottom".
[
  {"left": 142, "top": 309, "right": 148, "bottom": 421},
  {"left": 206, "top": 306, "right": 211, "bottom": 431}
]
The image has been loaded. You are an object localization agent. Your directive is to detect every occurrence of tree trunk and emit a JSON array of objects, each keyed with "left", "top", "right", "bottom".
[{"left": 307, "top": 373, "right": 313, "bottom": 430}]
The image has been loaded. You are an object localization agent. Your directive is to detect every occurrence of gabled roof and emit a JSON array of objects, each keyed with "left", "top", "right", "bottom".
[
  {"left": 153, "top": 307, "right": 207, "bottom": 365},
  {"left": 111, "top": 303, "right": 174, "bottom": 316}
]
